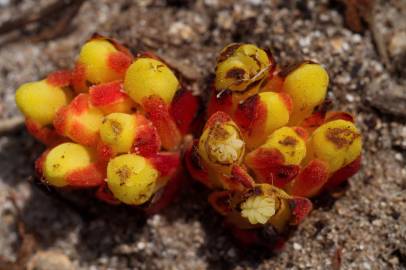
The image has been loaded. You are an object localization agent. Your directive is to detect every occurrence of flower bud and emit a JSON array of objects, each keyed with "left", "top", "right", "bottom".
[
  {"left": 99, "top": 112, "right": 161, "bottom": 156},
  {"left": 307, "top": 119, "right": 362, "bottom": 173},
  {"left": 281, "top": 62, "right": 329, "bottom": 125},
  {"left": 245, "top": 127, "right": 307, "bottom": 187},
  {"left": 89, "top": 80, "right": 135, "bottom": 114},
  {"left": 124, "top": 57, "right": 179, "bottom": 104},
  {"left": 99, "top": 113, "right": 137, "bottom": 154},
  {"left": 141, "top": 96, "right": 181, "bottom": 150},
  {"left": 106, "top": 154, "right": 159, "bottom": 205},
  {"left": 54, "top": 94, "right": 104, "bottom": 146},
  {"left": 211, "top": 44, "right": 274, "bottom": 115},
  {"left": 260, "top": 127, "right": 307, "bottom": 165},
  {"left": 235, "top": 92, "right": 292, "bottom": 149},
  {"left": 15, "top": 80, "right": 72, "bottom": 126},
  {"left": 73, "top": 36, "right": 132, "bottom": 92},
  {"left": 39, "top": 142, "right": 104, "bottom": 187},
  {"left": 215, "top": 43, "right": 271, "bottom": 92}
]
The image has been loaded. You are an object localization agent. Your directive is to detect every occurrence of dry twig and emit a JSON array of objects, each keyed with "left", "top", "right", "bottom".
[
  {"left": 0, "top": 116, "right": 24, "bottom": 134},
  {"left": 0, "top": 0, "right": 86, "bottom": 42}
]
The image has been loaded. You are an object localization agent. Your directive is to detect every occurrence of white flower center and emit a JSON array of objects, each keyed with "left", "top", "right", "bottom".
[
  {"left": 209, "top": 131, "right": 244, "bottom": 164},
  {"left": 241, "top": 195, "right": 277, "bottom": 225}
]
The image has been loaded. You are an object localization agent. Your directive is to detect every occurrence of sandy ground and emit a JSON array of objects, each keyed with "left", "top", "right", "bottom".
[{"left": 0, "top": 0, "right": 405, "bottom": 269}]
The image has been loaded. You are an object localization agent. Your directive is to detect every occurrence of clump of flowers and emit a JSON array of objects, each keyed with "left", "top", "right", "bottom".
[
  {"left": 15, "top": 34, "right": 199, "bottom": 213},
  {"left": 186, "top": 43, "right": 362, "bottom": 249},
  {"left": 15, "top": 38, "right": 362, "bottom": 250}
]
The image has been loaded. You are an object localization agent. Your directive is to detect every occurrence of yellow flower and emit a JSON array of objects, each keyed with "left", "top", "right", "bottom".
[
  {"left": 15, "top": 80, "right": 72, "bottom": 126},
  {"left": 261, "top": 127, "right": 307, "bottom": 165},
  {"left": 78, "top": 39, "right": 122, "bottom": 84},
  {"left": 199, "top": 121, "right": 245, "bottom": 166},
  {"left": 99, "top": 113, "right": 137, "bottom": 154},
  {"left": 43, "top": 143, "right": 95, "bottom": 187},
  {"left": 307, "top": 119, "right": 362, "bottom": 173},
  {"left": 282, "top": 62, "right": 328, "bottom": 125},
  {"left": 215, "top": 43, "right": 270, "bottom": 93},
  {"left": 124, "top": 57, "right": 179, "bottom": 104},
  {"left": 107, "top": 154, "right": 159, "bottom": 205}
]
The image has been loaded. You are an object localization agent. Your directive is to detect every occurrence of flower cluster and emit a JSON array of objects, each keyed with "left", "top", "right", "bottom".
[
  {"left": 186, "top": 43, "right": 362, "bottom": 248},
  {"left": 15, "top": 38, "right": 362, "bottom": 249},
  {"left": 15, "top": 34, "right": 198, "bottom": 213}
]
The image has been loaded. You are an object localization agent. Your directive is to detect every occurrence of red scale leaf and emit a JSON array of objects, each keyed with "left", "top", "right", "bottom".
[
  {"left": 222, "top": 165, "right": 255, "bottom": 191},
  {"left": 325, "top": 155, "right": 361, "bottom": 190},
  {"left": 96, "top": 182, "right": 120, "bottom": 205},
  {"left": 107, "top": 51, "right": 132, "bottom": 74},
  {"left": 66, "top": 163, "right": 105, "bottom": 187},
  {"left": 26, "top": 119, "right": 63, "bottom": 146},
  {"left": 289, "top": 197, "right": 313, "bottom": 225},
  {"left": 169, "top": 89, "right": 199, "bottom": 134},
  {"left": 142, "top": 96, "right": 181, "bottom": 150},
  {"left": 208, "top": 191, "right": 232, "bottom": 215},
  {"left": 149, "top": 152, "right": 180, "bottom": 178},
  {"left": 325, "top": 111, "right": 355, "bottom": 123},
  {"left": 144, "top": 170, "right": 185, "bottom": 215},
  {"left": 89, "top": 81, "right": 126, "bottom": 106},
  {"left": 46, "top": 70, "right": 72, "bottom": 87},
  {"left": 290, "top": 159, "right": 329, "bottom": 197},
  {"left": 71, "top": 63, "right": 88, "bottom": 93},
  {"left": 234, "top": 94, "right": 260, "bottom": 132},
  {"left": 184, "top": 142, "right": 211, "bottom": 188},
  {"left": 207, "top": 87, "right": 233, "bottom": 117},
  {"left": 132, "top": 116, "right": 161, "bottom": 157}
]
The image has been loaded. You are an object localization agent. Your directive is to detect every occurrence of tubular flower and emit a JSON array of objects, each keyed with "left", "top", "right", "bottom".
[
  {"left": 106, "top": 154, "right": 159, "bottom": 205},
  {"left": 54, "top": 94, "right": 104, "bottom": 147},
  {"left": 36, "top": 142, "right": 104, "bottom": 188},
  {"left": 101, "top": 152, "right": 180, "bottom": 206},
  {"left": 289, "top": 118, "right": 362, "bottom": 197},
  {"left": 186, "top": 111, "right": 254, "bottom": 191},
  {"left": 280, "top": 61, "right": 329, "bottom": 125},
  {"left": 16, "top": 35, "right": 198, "bottom": 214},
  {"left": 15, "top": 76, "right": 73, "bottom": 145},
  {"left": 98, "top": 112, "right": 161, "bottom": 158},
  {"left": 124, "top": 57, "right": 179, "bottom": 104},
  {"left": 208, "top": 43, "right": 275, "bottom": 116},
  {"left": 89, "top": 80, "right": 135, "bottom": 114},
  {"left": 124, "top": 55, "right": 193, "bottom": 150},
  {"left": 208, "top": 184, "right": 312, "bottom": 248},
  {"left": 234, "top": 91, "right": 293, "bottom": 149},
  {"left": 99, "top": 113, "right": 138, "bottom": 154},
  {"left": 72, "top": 34, "right": 133, "bottom": 92},
  {"left": 245, "top": 127, "right": 307, "bottom": 188},
  {"left": 307, "top": 119, "right": 362, "bottom": 173}
]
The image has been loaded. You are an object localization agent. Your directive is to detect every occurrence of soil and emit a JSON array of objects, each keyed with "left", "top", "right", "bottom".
[{"left": 0, "top": 0, "right": 405, "bottom": 269}]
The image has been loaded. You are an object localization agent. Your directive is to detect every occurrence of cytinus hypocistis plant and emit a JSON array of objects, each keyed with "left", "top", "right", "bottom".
[
  {"left": 186, "top": 43, "right": 362, "bottom": 249},
  {"left": 16, "top": 34, "right": 199, "bottom": 213},
  {"left": 15, "top": 37, "right": 361, "bottom": 249}
]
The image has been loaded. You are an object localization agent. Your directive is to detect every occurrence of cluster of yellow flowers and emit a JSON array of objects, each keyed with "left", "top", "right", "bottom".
[
  {"left": 15, "top": 38, "right": 362, "bottom": 248},
  {"left": 186, "top": 43, "right": 362, "bottom": 247},
  {"left": 16, "top": 35, "right": 198, "bottom": 211}
]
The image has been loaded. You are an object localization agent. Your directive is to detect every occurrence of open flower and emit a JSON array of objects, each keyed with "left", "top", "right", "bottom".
[{"left": 241, "top": 195, "right": 277, "bottom": 225}]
